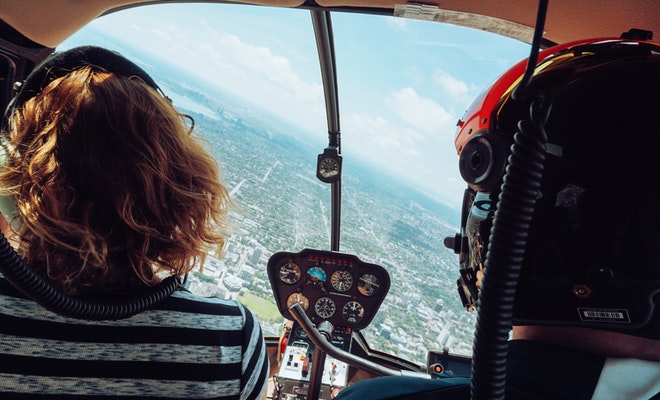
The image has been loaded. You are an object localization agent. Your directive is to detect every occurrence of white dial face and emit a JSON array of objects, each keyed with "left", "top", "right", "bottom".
[
  {"left": 319, "top": 157, "right": 339, "bottom": 178},
  {"left": 314, "top": 297, "right": 336, "bottom": 319},
  {"left": 279, "top": 262, "right": 301, "bottom": 285},
  {"left": 331, "top": 270, "right": 353, "bottom": 292},
  {"left": 342, "top": 301, "right": 364, "bottom": 323}
]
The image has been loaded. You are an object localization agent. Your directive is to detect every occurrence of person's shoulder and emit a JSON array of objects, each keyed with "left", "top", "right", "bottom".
[
  {"left": 164, "top": 288, "right": 246, "bottom": 315},
  {"left": 135, "top": 289, "right": 258, "bottom": 332},
  {"left": 171, "top": 288, "right": 242, "bottom": 306}
]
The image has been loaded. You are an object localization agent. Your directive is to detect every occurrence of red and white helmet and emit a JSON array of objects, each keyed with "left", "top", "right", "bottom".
[{"left": 451, "top": 37, "right": 660, "bottom": 339}]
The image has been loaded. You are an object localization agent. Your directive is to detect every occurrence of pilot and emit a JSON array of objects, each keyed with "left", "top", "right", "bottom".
[
  {"left": 336, "top": 37, "right": 660, "bottom": 399},
  {"left": 0, "top": 46, "right": 268, "bottom": 399}
]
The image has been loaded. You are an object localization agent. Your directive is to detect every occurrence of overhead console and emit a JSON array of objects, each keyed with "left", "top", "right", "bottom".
[{"left": 267, "top": 248, "right": 390, "bottom": 332}]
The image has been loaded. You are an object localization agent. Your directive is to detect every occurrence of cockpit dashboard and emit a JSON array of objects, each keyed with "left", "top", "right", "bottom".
[{"left": 267, "top": 248, "right": 390, "bottom": 332}]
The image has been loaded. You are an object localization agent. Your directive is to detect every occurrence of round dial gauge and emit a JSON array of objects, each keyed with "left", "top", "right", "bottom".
[
  {"left": 357, "top": 273, "right": 381, "bottom": 296},
  {"left": 279, "top": 262, "right": 301, "bottom": 285},
  {"left": 286, "top": 293, "right": 310, "bottom": 311},
  {"left": 306, "top": 266, "right": 327, "bottom": 283},
  {"left": 319, "top": 157, "right": 340, "bottom": 179},
  {"left": 331, "top": 270, "right": 353, "bottom": 292},
  {"left": 342, "top": 301, "right": 364, "bottom": 324},
  {"left": 314, "top": 297, "right": 336, "bottom": 319}
]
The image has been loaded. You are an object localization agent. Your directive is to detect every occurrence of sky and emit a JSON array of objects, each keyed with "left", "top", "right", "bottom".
[{"left": 60, "top": 3, "right": 531, "bottom": 207}]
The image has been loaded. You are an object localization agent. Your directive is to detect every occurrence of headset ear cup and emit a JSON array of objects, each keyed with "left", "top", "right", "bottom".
[{"left": 459, "top": 132, "right": 508, "bottom": 192}]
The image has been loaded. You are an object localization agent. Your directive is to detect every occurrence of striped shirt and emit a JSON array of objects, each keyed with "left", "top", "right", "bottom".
[{"left": 0, "top": 278, "right": 269, "bottom": 400}]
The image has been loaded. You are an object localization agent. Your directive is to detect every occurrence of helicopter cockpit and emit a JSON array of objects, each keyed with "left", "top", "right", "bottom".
[{"left": 1, "top": 1, "right": 659, "bottom": 400}]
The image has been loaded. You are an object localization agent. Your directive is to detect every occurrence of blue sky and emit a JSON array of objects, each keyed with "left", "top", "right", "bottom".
[{"left": 61, "top": 3, "right": 531, "bottom": 206}]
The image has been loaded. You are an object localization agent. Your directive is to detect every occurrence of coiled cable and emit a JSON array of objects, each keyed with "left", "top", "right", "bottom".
[
  {"left": 0, "top": 232, "right": 180, "bottom": 320},
  {"left": 470, "top": 98, "right": 549, "bottom": 400}
]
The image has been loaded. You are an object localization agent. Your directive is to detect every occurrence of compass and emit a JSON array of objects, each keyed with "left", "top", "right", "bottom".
[{"left": 317, "top": 148, "right": 342, "bottom": 183}]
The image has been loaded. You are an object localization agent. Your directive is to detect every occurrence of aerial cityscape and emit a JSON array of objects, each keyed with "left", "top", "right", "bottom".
[{"left": 158, "top": 68, "right": 476, "bottom": 364}]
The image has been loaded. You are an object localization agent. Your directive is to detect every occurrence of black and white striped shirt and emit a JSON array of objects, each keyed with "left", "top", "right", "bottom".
[{"left": 0, "top": 278, "right": 269, "bottom": 399}]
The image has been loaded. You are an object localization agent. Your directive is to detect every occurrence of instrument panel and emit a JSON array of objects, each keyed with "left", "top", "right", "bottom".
[{"left": 267, "top": 248, "right": 390, "bottom": 331}]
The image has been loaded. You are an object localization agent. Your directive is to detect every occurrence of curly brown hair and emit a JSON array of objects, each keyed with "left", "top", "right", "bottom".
[{"left": 1, "top": 65, "right": 231, "bottom": 296}]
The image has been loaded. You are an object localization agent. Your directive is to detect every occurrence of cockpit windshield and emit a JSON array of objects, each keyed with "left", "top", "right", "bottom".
[{"left": 60, "top": 2, "right": 530, "bottom": 364}]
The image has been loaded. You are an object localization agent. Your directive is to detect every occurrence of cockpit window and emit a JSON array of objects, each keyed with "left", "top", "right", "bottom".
[{"left": 61, "top": 2, "right": 529, "bottom": 363}]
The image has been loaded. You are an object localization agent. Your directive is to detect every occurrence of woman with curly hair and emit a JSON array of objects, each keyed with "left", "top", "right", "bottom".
[{"left": 0, "top": 46, "right": 268, "bottom": 400}]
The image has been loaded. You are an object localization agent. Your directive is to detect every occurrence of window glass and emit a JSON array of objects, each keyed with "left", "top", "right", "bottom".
[{"left": 62, "top": 3, "right": 529, "bottom": 363}]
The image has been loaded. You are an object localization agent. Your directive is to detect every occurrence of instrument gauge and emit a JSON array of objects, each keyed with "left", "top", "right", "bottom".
[
  {"left": 357, "top": 273, "right": 381, "bottom": 296},
  {"left": 286, "top": 293, "right": 310, "bottom": 311},
  {"left": 314, "top": 297, "right": 336, "bottom": 319},
  {"left": 331, "top": 270, "right": 353, "bottom": 292},
  {"left": 317, "top": 148, "right": 342, "bottom": 183},
  {"left": 342, "top": 301, "right": 364, "bottom": 324},
  {"left": 279, "top": 261, "right": 301, "bottom": 285},
  {"left": 306, "top": 266, "right": 327, "bottom": 284},
  {"left": 319, "top": 157, "right": 340, "bottom": 179}
]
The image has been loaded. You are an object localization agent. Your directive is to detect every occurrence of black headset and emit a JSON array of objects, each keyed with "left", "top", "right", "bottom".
[
  {"left": 0, "top": 45, "right": 180, "bottom": 320},
  {"left": 4, "top": 46, "right": 163, "bottom": 130}
]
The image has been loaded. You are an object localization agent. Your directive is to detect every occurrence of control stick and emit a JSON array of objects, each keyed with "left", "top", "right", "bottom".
[{"left": 289, "top": 303, "right": 432, "bottom": 380}]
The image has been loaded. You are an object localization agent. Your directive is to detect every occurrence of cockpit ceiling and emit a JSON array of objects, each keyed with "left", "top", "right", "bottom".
[
  {"left": 316, "top": 0, "right": 660, "bottom": 46},
  {"left": 1, "top": 0, "right": 659, "bottom": 48}
]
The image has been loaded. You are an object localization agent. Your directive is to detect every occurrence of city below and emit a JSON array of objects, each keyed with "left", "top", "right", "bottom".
[{"left": 159, "top": 67, "right": 476, "bottom": 365}]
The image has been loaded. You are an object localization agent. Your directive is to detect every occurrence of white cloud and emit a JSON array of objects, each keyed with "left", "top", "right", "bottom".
[
  {"left": 432, "top": 69, "right": 480, "bottom": 107},
  {"left": 387, "top": 87, "right": 454, "bottom": 136},
  {"left": 339, "top": 84, "right": 468, "bottom": 205},
  {"left": 196, "top": 25, "right": 326, "bottom": 134},
  {"left": 342, "top": 107, "right": 464, "bottom": 205},
  {"left": 96, "top": 17, "right": 327, "bottom": 136},
  {"left": 87, "top": 10, "right": 470, "bottom": 205},
  {"left": 385, "top": 16, "right": 409, "bottom": 32},
  {"left": 433, "top": 69, "right": 468, "bottom": 98}
]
